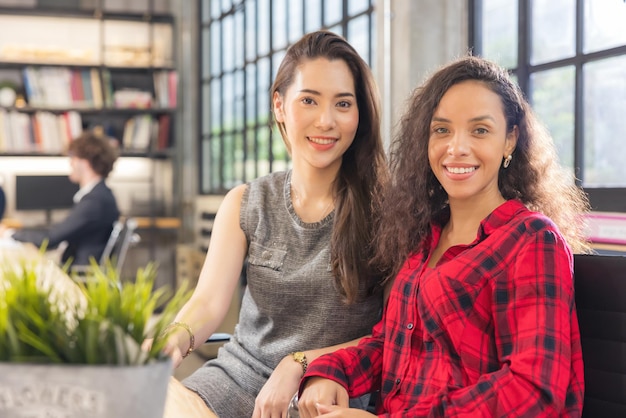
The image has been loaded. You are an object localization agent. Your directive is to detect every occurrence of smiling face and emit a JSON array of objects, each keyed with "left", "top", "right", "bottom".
[
  {"left": 428, "top": 80, "right": 518, "bottom": 209},
  {"left": 272, "top": 57, "right": 359, "bottom": 172}
]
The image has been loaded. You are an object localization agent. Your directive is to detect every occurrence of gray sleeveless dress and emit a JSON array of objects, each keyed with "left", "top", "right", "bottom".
[{"left": 183, "top": 170, "right": 382, "bottom": 417}]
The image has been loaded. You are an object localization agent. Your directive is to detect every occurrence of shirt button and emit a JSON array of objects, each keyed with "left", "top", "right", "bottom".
[
  {"left": 407, "top": 323, "right": 414, "bottom": 330},
  {"left": 395, "top": 378, "right": 401, "bottom": 385},
  {"left": 262, "top": 250, "right": 271, "bottom": 259}
]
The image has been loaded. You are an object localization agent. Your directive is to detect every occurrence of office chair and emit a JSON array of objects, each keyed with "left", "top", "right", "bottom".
[
  {"left": 71, "top": 217, "right": 141, "bottom": 280},
  {"left": 574, "top": 254, "right": 626, "bottom": 418},
  {"left": 102, "top": 217, "right": 140, "bottom": 277}
]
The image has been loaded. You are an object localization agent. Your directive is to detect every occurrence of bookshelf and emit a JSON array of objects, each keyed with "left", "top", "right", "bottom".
[
  {"left": 0, "top": 2, "right": 180, "bottom": 287},
  {"left": 0, "top": 5, "right": 177, "bottom": 156}
]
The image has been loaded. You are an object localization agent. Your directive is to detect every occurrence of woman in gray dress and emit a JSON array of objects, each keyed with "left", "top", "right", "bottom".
[{"left": 161, "top": 30, "right": 388, "bottom": 418}]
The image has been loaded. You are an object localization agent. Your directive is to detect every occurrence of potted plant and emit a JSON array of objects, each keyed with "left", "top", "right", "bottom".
[{"left": 0, "top": 256, "right": 191, "bottom": 418}]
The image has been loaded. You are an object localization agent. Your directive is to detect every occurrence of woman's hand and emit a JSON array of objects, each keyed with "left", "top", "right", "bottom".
[
  {"left": 298, "top": 377, "right": 349, "bottom": 418},
  {"left": 308, "top": 403, "right": 376, "bottom": 417},
  {"left": 141, "top": 331, "right": 187, "bottom": 368},
  {"left": 252, "top": 354, "right": 304, "bottom": 418}
]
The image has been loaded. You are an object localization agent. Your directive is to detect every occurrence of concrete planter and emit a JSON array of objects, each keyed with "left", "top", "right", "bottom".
[{"left": 0, "top": 359, "right": 171, "bottom": 418}]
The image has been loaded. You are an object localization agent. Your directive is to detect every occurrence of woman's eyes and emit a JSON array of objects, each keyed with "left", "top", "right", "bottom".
[
  {"left": 299, "top": 97, "right": 353, "bottom": 108},
  {"left": 474, "top": 127, "right": 489, "bottom": 135},
  {"left": 431, "top": 127, "right": 490, "bottom": 135}
]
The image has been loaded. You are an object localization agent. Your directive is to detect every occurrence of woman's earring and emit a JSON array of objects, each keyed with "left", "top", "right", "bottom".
[{"left": 503, "top": 154, "right": 512, "bottom": 169}]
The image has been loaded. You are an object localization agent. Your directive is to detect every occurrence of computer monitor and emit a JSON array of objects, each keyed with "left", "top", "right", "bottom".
[{"left": 15, "top": 174, "right": 79, "bottom": 212}]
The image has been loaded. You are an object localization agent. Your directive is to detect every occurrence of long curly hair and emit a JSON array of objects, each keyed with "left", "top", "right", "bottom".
[
  {"left": 271, "top": 31, "right": 389, "bottom": 302},
  {"left": 372, "top": 55, "right": 590, "bottom": 282}
]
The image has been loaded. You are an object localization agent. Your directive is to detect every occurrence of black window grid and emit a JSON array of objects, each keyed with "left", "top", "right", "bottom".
[{"left": 199, "top": 0, "right": 375, "bottom": 194}]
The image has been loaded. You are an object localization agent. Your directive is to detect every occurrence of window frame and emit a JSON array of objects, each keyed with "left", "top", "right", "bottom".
[
  {"left": 469, "top": 0, "right": 626, "bottom": 212},
  {"left": 198, "top": 0, "right": 375, "bottom": 194}
]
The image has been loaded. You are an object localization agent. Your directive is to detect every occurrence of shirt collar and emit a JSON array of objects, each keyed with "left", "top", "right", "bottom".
[
  {"left": 73, "top": 179, "right": 101, "bottom": 203},
  {"left": 426, "top": 199, "right": 527, "bottom": 252}
]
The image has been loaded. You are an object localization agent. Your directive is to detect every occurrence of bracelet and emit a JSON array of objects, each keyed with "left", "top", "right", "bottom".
[
  {"left": 160, "top": 321, "right": 195, "bottom": 358},
  {"left": 290, "top": 351, "right": 308, "bottom": 376}
]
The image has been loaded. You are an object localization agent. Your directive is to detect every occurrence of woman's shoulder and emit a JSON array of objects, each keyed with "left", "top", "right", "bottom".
[
  {"left": 504, "top": 201, "right": 565, "bottom": 243},
  {"left": 246, "top": 171, "right": 288, "bottom": 201}
]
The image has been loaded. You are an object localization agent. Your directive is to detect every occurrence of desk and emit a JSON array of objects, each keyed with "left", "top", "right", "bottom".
[{"left": 1, "top": 217, "right": 182, "bottom": 230}]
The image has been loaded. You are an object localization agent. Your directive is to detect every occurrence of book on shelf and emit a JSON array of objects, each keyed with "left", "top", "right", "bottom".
[
  {"left": 0, "top": 109, "right": 81, "bottom": 153},
  {"left": 156, "top": 114, "right": 171, "bottom": 150},
  {"left": 153, "top": 70, "right": 177, "bottom": 108},
  {"left": 22, "top": 66, "right": 103, "bottom": 109},
  {"left": 120, "top": 113, "right": 172, "bottom": 152}
]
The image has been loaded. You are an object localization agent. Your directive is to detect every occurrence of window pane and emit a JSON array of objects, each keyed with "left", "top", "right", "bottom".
[
  {"left": 223, "top": 16, "right": 234, "bottom": 72},
  {"left": 202, "top": 0, "right": 211, "bottom": 23},
  {"left": 234, "top": 10, "right": 245, "bottom": 69},
  {"left": 349, "top": 0, "right": 370, "bottom": 15},
  {"left": 210, "top": 79, "right": 222, "bottom": 133},
  {"left": 531, "top": 0, "right": 575, "bottom": 65},
  {"left": 584, "top": 0, "right": 626, "bottom": 53},
  {"left": 257, "top": 126, "right": 271, "bottom": 177},
  {"left": 288, "top": 0, "right": 303, "bottom": 43},
  {"left": 273, "top": 0, "right": 288, "bottom": 50},
  {"left": 234, "top": 70, "right": 245, "bottom": 131},
  {"left": 202, "top": 83, "right": 211, "bottom": 135},
  {"left": 583, "top": 56, "right": 626, "bottom": 187},
  {"left": 257, "top": 57, "right": 271, "bottom": 125},
  {"left": 327, "top": 23, "right": 342, "bottom": 37},
  {"left": 200, "top": 139, "right": 211, "bottom": 193},
  {"left": 211, "top": 0, "right": 221, "bottom": 19},
  {"left": 246, "top": 64, "right": 257, "bottom": 127},
  {"left": 347, "top": 14, "right": 370, "bottom": 64},
  {"left": 482, "top": 0, "right": 517, "bottom": 68},
  {"left": 202, "top": 27, "right": 211, "bottom": 78},
  {"left": 324, "top": 0, "right": 343, "bottom": 26},
  {"left": 245, "top": 0, "right": 257, "bottom": 61},
  {"left": 258, "top": 0, "right": 270, "bottom": 56},
  {"left": 233, "top": 132, "right": 245, "bottom": 185},
  {"left": 530, "top": 66, "right": 575, "bottom": 170},
  {"left": 246, "top": 127, "right": 257, "bottom": 180},
  {"left": 304, "top": 0, "right": 322, "bottom": 32},
  {"left": 210, "top": 136, "right": 221, "bottom": 190},
  {"left": 223, "top": 133, "right": 234, "bottom": 187},
  {"left": 210, "top": 22, "right": 221, "bottom": 76},
  {"left": 272, "top": 50, "right": 286, "bottom": 80},
  {"left": 369, "top": 10, "right": 376, "bottom": 68},
  {"left": 221, "top": 0, "right": 231, "bottom": 13},
  {"left": 223, "top": 73, "right": 234, "bottom": 129}
]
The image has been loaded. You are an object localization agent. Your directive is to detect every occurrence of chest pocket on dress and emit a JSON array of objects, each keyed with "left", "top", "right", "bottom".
[{"left": 248, "top": 242, "right": 287, "bottom": 271}]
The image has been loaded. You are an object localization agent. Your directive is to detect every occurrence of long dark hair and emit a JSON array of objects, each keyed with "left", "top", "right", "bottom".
[
  {"left": 271, "top": 31, "right": 388, "bottom": 302},
  {"left": 372, "top": 55, "right": 590, "bottom": 282}
]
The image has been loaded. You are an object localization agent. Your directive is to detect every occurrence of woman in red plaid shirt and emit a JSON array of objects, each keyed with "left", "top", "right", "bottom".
[{"left": 297, "top": 56, "right": 591, "bottom": 417}]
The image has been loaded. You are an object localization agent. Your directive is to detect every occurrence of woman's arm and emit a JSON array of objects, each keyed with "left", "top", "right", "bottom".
[
  {"left": 253, "top": 278, "right": 393, "bottom": 417},
  {"left": 162, "top": 184, "right": 249, "bottom": 366}
]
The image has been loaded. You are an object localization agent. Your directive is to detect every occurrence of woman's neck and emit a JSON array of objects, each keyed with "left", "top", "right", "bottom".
[
  {"left": 446, "top": 195, "right": 506, "bottom": 244},
  {"left": 289, "top": 166, "right": 338, "bottom": 222}
]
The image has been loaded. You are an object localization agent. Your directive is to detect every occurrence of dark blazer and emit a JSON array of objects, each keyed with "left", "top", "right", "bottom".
[
  {"left": 0, "top": 186, "right": 5, "bottom": 220},
  {"left": 12, "top": 180, "right": 120, "bottom": 266}
]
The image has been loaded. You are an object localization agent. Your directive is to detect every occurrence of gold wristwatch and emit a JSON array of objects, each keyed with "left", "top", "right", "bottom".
[{"left": 290, "top": 351, "right": 308, "bottom": 375}]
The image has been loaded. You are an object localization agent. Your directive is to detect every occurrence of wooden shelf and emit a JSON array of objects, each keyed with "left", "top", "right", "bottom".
[{"left": 2, "top": 217, "right": 181, "bottom": 231}]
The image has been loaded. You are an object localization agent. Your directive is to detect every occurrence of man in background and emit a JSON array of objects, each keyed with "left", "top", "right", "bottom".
[
  {"left": 0, "top": 184, "right": 5, "bottom": 220},
  {"left": 1, "top": 130, "right": 120, "bottom": 267}
]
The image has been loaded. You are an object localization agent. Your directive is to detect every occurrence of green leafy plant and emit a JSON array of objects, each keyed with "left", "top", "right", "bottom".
[{"left": 0, "top": 259, "right": 191, "bottom": 365}]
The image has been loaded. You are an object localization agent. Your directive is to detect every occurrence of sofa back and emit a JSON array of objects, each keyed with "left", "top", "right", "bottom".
[{"left": 574, "top": 254, "right": 626, "bottom": 417}]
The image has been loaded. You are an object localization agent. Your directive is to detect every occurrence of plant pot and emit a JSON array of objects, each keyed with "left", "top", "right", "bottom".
[{"left": 0, "top": 359, "right": 172, "bottom": 418}]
